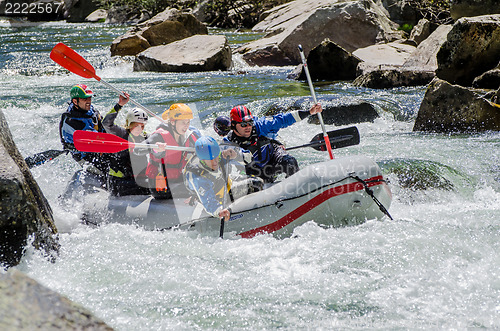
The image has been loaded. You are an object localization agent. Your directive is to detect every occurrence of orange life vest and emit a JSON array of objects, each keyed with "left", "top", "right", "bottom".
[{"left": 146, "top": 127, "right": 197, "bottom": 183}]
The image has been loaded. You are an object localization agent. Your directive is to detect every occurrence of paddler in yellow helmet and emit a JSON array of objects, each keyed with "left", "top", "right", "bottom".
[{"left": 141, "top": 103, "right": 201, "bottom": 200}]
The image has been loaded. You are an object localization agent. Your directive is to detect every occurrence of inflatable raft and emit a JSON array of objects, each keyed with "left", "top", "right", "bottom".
[{"left": 61, "top": 155, "right": 392, "bottom": 238}]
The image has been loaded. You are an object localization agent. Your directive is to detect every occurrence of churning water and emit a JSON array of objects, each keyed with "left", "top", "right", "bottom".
[{"left": 1, "top": 21, "right": 499, "bottom": 330}]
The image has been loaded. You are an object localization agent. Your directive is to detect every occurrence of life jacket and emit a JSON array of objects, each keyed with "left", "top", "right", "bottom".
[
  {"left": 146, "top": 125, "right": 198, "bottom": 185},
  {"left": 59, "top": 103, "right": 105, "bottom": 161},
  {"left": 226, "top": 128, "right": 278, "bottom": 168}
]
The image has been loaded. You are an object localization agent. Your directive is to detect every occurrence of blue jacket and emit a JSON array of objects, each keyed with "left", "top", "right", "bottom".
[
  {"left": 184, "top": 155, "right": 231, "bottom": 217},
  {"left": 59, "top": 102, "right": 106, "bottom": 161}
]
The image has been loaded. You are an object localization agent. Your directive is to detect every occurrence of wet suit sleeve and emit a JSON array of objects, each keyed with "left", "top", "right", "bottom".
[
  {"left": 102, "top": 104, "right": 127, "bottom": 138},
  {"left": 254, "top": 111, "right": 308, "bottom": 137}
]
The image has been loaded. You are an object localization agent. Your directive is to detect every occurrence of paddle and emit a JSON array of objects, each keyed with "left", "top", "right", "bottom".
[
  {"left": 298, "top": 44, "right": 334, "bottom": 160},
  {"left": 218, "top": 154, "right": 235, "bottom": 239},
  {"left": 50, "top": 42, "right": 167, "bottom": 125},
  {"left": 24, "top": 149, "right": 68, "bottom": 168},
  {"left": 73, "top": 130, "right": 195, "bottom": 154},
  {"left": 286, "top": 126, "right": 360, "bottom": 151}
]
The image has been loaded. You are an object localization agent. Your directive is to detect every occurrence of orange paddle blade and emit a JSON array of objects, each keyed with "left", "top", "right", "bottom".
[{"left": 50, "top": 43, "right": 101, "bottom": 81}]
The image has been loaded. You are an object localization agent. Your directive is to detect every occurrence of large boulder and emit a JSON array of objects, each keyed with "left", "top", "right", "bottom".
[
  {"left": 374, "top": 0, "right": 419, "bottom": 25},
  {"left": 264, "top": 96, "right": 380, "bottom": 125},
  {"left": 473, "top": 61, "right": 500, "bottom": 89},
  {"left": 236, "top": 0, "right": 402, "bottom": 66},
  {"left": 105, "top": 5, "right": 151, "bottom": 24},
  {"left": 110, "top": 8, "right": 208, "bottom": 57},
  {"left": 64, "top": 0, "right": 100, "bottom": 22},
  {"left": 409, "top": 18, "right": 434, "bottom": 46},
  {"left": 353, "top": 68, "right": 435, "bottom": 88},
  {"left": 0, "top": 110, "right": 58, "bottom": 268},
  {"left": 85, "top": 9, "right": 107, "bottom": 23},
  {"left": 450, "top": 0, "right": 500, "bottom": 21},
  {"left": 354, "top": 41, "right": 416, "bottom": 75},
  {"left": 402, "top": 24, "right": 453, "bottom": 71},
  {"left": 347, "top": 24, "right": 453, "bottom": 88},
  {"left": 307, "top": 100, "right": 379, "bottom": 125},
  {"left": 436, "top": 15, "right": 500, "bottom": 86},
  {"left": 352, "top": 24, "right": 453, "bottom": 88},
  {"left": 0, "top": 269, "right": 113, "bottom": 330},
  {"left": 413, "top": 78, "right": 500, "bottom": 132},
  {"left": 133, "top": 35, "right": 232, "bottom": 72},
  {"left": 292, "top": 39, "right": 362, "bottom": 81}
]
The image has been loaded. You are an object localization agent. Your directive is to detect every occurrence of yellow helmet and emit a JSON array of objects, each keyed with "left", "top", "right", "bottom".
[{"left": 167, "top": 103, "right": 193, "bottom": 120}]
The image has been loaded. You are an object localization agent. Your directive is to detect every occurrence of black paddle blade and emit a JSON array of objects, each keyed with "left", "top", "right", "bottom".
[
  {"left": 310, "top": 126, "right": 360, "bottom": 151},
  {"left": 25, "top": 150, "right": 67, "bottom": 168}
]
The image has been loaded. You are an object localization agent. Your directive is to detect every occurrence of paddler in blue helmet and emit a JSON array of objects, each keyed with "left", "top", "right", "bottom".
[
  {"left": 59, "top": 83, "right": 129, "bottom": 183},
  {"left": 184, "top": 136, "right": 261, "bottom": 222}
]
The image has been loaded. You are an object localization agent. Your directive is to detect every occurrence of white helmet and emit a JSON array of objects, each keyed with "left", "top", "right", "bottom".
[{"left": 126, "top": 108, "right": 148, "bottom": 127}]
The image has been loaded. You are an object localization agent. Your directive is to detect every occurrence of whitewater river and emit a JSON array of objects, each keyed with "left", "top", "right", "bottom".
[{"left": 1, "top": 22, "right": 499, "bottom": 330}]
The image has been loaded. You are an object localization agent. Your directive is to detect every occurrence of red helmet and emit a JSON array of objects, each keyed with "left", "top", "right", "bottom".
[{"left": 230, "top": 105, "right": 253, "bottom": 123}]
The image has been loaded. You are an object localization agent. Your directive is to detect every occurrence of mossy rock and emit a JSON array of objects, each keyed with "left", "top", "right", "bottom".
[{"left": 378, "top": 158, "right": 464, "bottom": 191}]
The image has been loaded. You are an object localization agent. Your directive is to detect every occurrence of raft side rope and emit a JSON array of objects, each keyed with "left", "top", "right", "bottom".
[{"left": 348, "top": 174, "right": 393, "bottom": 220}]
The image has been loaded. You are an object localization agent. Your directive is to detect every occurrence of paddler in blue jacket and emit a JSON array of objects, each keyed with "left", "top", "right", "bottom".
[
  {"left": 59, "top": 84, "right": 129, "bottom": 183},
  {"left": 184, "top": 136, "right": 246, "bottom": 222},
  {"left": 224, "top": 104, "right": 322, "bottom": 183}
]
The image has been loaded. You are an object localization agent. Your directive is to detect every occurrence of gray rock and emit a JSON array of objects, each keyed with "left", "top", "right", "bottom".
[
  {"left": 0, "top": 110, "right": 58, "bottom": 268},
  {"left": 64, "top": 0, "right": 100, "bottom": 23},
  {"left": 192, "top": 0, "right": 210, "bottom": 23},
  {"left": 105, "top": 5, "right": 150, "bottom": 24},
  {"left": 85, "top": 9, "right": 107, "bottom": 23},
  {"left": 307, "top": 101, "right": 379, "bottom": 125},
  {"left": 378, "top": 158, "right": 457, "bottom": 191},
  {"left": 374, "top": 0, "right": 419, "bottom": 25},
  {"left": 265, "top": 97, "right": 379, "bottom": 125},
  {"left": 0, "top": 269, "right": 113, "bottom": 330},
  {"left": 354, "top": 41, "right": 416, "bottom": 75},
  {"left": 110, "top": 8, "right": 208, "bottom": 57},
  {"left": 436, "top": 15, "right": 500, "bottom": 86},
  {"left": 403, "top": 24, "right": 453, "bottom": 71},
  {"left": 409, "top": 18, "right": 433, "bottom": 46},
  {"left": 413, "top": 78, "right": 500, "bottom": 132},
  {"left": 293, "top": 39, "right": 361, "bottom": 81},
  {"left": 473, "top": 62, "right": 500, "bottom": 89},
  {"left": 353, "top": 68, "right": 435, "bottom": 88},
  {"left": 236, "top": 0, "right": 402, "bottom": 66},
  {"left": 451, "top": 0, "right": 500, "bottom": 21},
  {"left": 133, "top": 35, "right": 232, "bottom": 72}
]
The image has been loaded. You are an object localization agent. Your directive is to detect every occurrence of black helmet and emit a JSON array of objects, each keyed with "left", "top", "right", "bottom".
[{"left": 213, "top": 115, "right": 231, "bottom": 136}]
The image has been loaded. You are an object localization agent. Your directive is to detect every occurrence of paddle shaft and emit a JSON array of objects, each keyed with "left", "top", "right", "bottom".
[
  {"left": 98, "top": 79, "right": 166, "bottom": 124},
  {"left": 298, "top": 45, "right": 334, "bottom": 160},
  {"left": 219, "top": 157, "right": 231, "bottom": 239}
]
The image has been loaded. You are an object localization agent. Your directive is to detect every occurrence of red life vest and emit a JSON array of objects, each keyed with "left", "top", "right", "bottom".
[{"left": 146, "top": 127, "right": 197, "bottom": 182}]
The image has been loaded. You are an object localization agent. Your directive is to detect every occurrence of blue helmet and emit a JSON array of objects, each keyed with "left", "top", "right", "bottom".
[
  {"left": 213, "top": 115, "right": 231, "bottom": 136},
  {"left": 195, "top": 136, "right": 220, "bottom": 160}
]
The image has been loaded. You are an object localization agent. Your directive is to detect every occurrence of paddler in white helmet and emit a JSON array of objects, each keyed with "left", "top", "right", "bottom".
[{"left": 103, "top": 107, "right": 160, "bottom": 196}]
